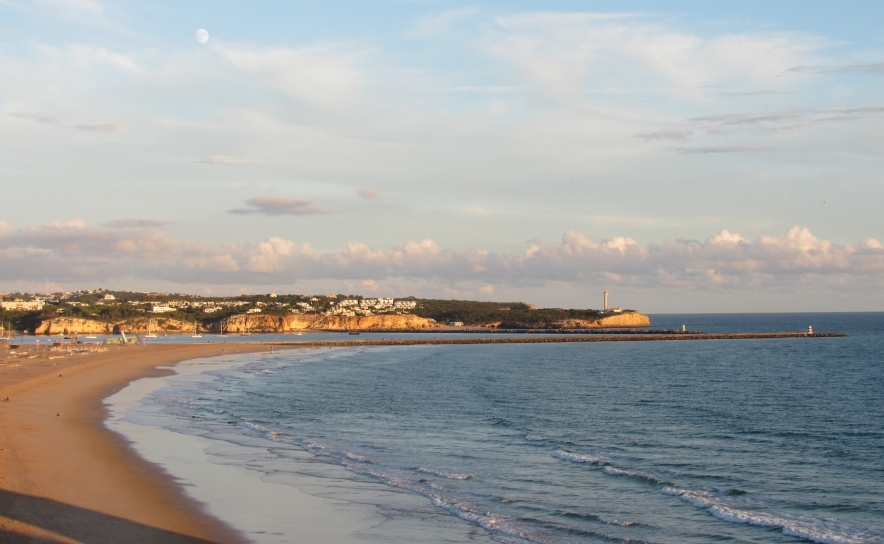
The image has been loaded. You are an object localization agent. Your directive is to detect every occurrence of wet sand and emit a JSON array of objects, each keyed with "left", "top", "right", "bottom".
[{"left": 0, "top": 343, "right": 278, "bottom": 543}]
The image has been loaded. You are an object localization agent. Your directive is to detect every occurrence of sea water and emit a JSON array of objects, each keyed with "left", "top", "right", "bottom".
[{"left": 115, "top": 313, "right": 884, "bottom": 543}]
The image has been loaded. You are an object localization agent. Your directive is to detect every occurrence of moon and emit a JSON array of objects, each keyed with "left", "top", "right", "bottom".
[{"left": 196, "top": 29, "right": 209, "bottom": 44}]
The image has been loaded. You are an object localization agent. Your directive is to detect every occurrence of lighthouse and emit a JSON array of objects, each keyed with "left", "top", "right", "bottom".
[{"left": 604, "top": 290, "right": 609, "bottom": 311}]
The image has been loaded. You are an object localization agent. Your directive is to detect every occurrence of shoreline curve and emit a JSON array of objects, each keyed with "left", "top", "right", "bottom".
[{"left": 0, "top": 343, "right": 286, "bottom": 543}]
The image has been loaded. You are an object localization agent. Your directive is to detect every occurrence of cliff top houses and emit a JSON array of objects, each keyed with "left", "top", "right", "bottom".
[
  {"left": 322, "top": 297, "right": 418, "bottom": 317},
  {"left": 0, "top": 299, "right": 45, "bottom": 311},
  {"left": 1, "top": 291, "right": 425, "bottom": 321}
]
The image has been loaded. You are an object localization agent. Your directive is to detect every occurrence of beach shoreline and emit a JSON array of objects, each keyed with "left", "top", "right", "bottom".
[{"left": 0, "top": 343, "right": 280, "bottom": 543}]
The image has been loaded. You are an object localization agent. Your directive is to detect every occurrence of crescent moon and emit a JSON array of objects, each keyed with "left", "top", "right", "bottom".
[{"left": 196, "top": 29, "right": 209, "bottom": 44}]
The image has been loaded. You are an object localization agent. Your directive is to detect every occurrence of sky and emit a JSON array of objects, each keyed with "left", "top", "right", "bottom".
[{"left": 1, "top": 0, "right": 883, "bottom": 312}]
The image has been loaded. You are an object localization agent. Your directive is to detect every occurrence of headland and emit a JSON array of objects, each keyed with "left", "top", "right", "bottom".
[{"left": 2, "top": 290, "right": 651, "bottom": 336}]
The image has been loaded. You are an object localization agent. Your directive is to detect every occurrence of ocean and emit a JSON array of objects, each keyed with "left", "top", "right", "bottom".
[{"left": 109, "top": 313, "right": 884, "bottom": 544}]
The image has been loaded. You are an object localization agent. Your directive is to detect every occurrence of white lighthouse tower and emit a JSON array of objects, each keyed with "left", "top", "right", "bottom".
[{"left": 603, "top": 290, "right": 609, "bottom": 311}]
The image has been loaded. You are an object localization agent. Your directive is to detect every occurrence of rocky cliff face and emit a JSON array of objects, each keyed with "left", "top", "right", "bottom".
[
  {"left": 34, "top": 311, "right": 647, "bottom": 335},
  {"left": 497, "top": 311, "right": 651, "bottom": 329},
  {"left": 595, "top": 312, "right": 651, "bottom": 328},
  {"left": 218, "top": 313, "right": 439, "bottom": 332},
  {"left": 38, "top": 318, "right": 114, "bottom": 335},
  {"left": 37, "top": 317, "right": 203, "bottom": 335}
]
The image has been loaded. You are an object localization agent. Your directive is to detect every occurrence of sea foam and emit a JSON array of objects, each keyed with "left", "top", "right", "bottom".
[
  {"left": 552, "top": 450, "right": 600, "bottom": 464},
  {"left": 662, "top": 487, "right": 883, "bottom": 544}
]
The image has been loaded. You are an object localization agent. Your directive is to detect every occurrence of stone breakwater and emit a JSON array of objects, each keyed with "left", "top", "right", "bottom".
[{"left": 263, "top": 332, "right": 844, "bottom": 348}]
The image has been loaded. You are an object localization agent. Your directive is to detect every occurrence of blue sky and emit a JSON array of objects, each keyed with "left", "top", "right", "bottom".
[{"left": 1, "top": 0, "right": 882, "bottom": 311}]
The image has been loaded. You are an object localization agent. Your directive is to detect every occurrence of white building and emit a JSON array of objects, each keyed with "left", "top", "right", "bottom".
[
  {"left": 103, "top": 294, "right": 116, "bottom": 300},
  {"left": 359, "top": 298, "right": 394, "bottom": 310},
  {"left": 393, "top": 300, "right": 417, "bottom": 310},
  {"left": 1, "top": 300, "right": 44, "bottom": 311},
  {"left": 150, "top": 305, "right": 175, "bottom": 313}
]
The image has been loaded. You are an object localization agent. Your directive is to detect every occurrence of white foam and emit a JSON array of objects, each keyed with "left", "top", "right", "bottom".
[
  {"left": 602, "top": 466, "right": 668, "bottom": 485},
  {"left": 344, "top": 452, "right": 374, "bottom": 464},
  {"left": 663, "top": 487, "right": 884, "bottom": 544},
  {"left": 552, "top": 450, "right": 600, "bottom": 464},
  {"left": 341, "top": 461, "right": 538, "bottom": 544},
  {"left": 599, "top": 517, "right": 636, "bottom": 527},
  {"left": 418, "top": 467, "right": 473, "bottom": 480},
  {"left": 107, "top": 352, "right": 500, "bottom": 544}
]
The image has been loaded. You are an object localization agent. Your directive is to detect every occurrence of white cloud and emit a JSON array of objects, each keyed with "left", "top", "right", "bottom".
[
  {"left": 675, "top": 145, "right": 778, "bottom": 155},
  {"left": 788, "top": 62, "right": 884, "bottom": 76},
  {"left": 410, "top": 7, "right": 480, "bottom": 38},
  {"left": 191, "top": 156, "right": 263, "bottom": 166},
  {"left": 215, "top": 42, "right": 367, "bottom": 109},
  {"left": 636, "top": 129, "right": 693, "bottom": 141},
  {"left": 485, "top": 13, "right": 819, "bottom": 101},
  {"left": 34, "top": 0, "right": 103, "bottom": 15},
  {"left": 67, "top": 44, "right": 141, "bottom": 74},
  {"left": 104, "top": 219, "right": 176, "bottom": 229},
  {"left": 8, "top": 112, "right": 124, "bottom": 132}
]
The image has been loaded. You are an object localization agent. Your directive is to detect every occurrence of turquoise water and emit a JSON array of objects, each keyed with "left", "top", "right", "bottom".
[{"left": 131, "top": 314, "right": 884, "bottom": 543}]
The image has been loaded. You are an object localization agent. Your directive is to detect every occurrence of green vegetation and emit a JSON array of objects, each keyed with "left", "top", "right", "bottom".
[
  {"left": 1, "top": 290, "right": 381, "bottom": 333},
  {"left": 0, "top": 289, "right": 625, "bottom": 333},
  {"left": 411, "top": 299, "right": 605, "bottom": 327}
]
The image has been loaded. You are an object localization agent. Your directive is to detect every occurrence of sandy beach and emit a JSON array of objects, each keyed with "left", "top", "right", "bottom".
[{"left": 0, "top": 343, "right": 278, "bottom": 543}]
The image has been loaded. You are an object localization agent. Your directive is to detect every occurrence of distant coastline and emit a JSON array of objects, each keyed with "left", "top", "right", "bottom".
[{"left": 1, "top": 289, "right": 650, "bottom": 335}]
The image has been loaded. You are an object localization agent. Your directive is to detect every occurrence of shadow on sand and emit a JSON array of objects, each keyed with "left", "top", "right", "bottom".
[{"left": 0, "top": 488, "right": 225, "bottom": 543}]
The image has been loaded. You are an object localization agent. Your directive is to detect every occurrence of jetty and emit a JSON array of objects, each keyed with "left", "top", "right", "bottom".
[{"left": 266, "top": 332, "right": 844, "bottom": 348}]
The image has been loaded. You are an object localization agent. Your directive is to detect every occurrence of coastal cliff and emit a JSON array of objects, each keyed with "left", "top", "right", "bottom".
[
  {"left": 219, "top": 313, "right": 439, "bottom": 332},
  {"left": 37, "top": 317, "right": 202, "bottom": 335},
  {"left": 34, "top": 314, "right": 439, "bottom": 334},
  {"left": 37, "top": 318, "right": 114, "bottom": 335},
  {"left": 495, "top": 311, "right": 651, "bottom": 329},
  {"left": 33, "top": 311, "right": 647, "bottom": 335}
]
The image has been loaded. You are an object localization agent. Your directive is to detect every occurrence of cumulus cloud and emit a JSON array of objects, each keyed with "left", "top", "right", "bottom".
[
  {"left": 357, "top": 187, "right": 379, "bottom": 199},
  {"left": 0, "top": 220, "right": 881, "bottom": 291},
  {"left": 227, "top": 196, "right": 331, "bottom": 216},
  {"left": 191, "top": 155, "right": 263, "bottom": 166}
]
